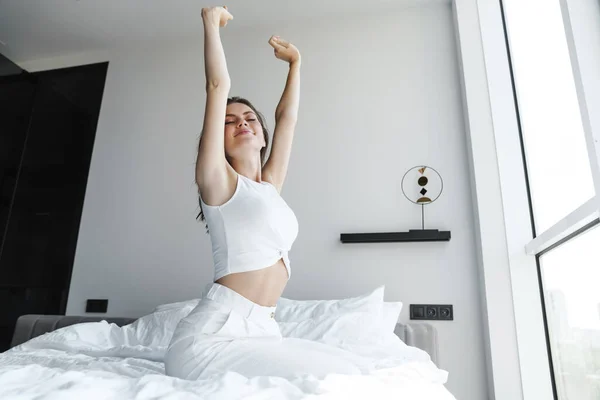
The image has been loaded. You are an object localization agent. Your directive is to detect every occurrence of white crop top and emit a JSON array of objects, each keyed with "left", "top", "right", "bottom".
[{"left": 199, "top": 173, "right": 299, "bottom": 281}]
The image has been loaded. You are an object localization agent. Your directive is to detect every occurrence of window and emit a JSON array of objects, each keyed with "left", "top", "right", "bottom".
[
  {"left": 503, "top": 0, "right": 595, "bottom": 233},
  {"left": 502, "top": 0, "right": 600, "bottom": 398},
  {"left": 541, "top": 224, "right": 600, "bottom": 399}
]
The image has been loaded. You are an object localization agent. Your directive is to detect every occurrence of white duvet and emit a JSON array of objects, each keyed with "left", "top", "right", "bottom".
[{"left": 0, "top": 319, "right": 457, "bottom": 400}]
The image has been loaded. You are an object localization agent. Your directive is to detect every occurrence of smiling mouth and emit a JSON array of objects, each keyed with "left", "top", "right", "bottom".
[{"left": 236, "top": 130, "right": 253, "bottom": 136}]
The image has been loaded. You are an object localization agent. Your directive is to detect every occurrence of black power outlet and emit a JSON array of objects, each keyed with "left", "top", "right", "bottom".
[
  {"left": 410, "top": 304, "right": 453, "bottom": 321},
  {"left": 86, "top": 299, "right": 108, "bottom": 313},
  {"left": 439, "top": 305, "right": 453, "bottom": 320}
]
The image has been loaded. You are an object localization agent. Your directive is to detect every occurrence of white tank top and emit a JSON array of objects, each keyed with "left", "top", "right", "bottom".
[{"left": 199, "top": 173, "right": 299, "bottom": 281}]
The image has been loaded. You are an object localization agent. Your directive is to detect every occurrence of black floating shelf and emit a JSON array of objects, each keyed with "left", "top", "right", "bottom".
[{"left": 340, "top": 229, "right": 451, "bottom": 243}]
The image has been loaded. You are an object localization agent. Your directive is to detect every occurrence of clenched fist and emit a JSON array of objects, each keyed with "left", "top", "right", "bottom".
[
  {"left": 268, "top": 36, "right": 301, "bottom": 64},
  {"left": 202, "top": 6, "right": 233, "bottom": 28}
]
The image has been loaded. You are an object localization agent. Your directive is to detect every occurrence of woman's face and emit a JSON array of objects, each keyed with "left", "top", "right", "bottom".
[{"left": 224, "top": 102, "right": 265, "bottom": 159}]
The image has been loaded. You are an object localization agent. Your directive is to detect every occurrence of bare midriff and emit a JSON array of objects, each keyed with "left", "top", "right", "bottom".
[{"left": 215, "top": 258, "right": 289, "bottom": 307}]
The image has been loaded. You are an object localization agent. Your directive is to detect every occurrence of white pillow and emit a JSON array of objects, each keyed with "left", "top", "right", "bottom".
[
  {"left": 381, "top": 301, "right": 403, "bottom": 333},
  {"left": 276, "top": 286, "right": 384, "bottom": 320},
  {"left": 378, "top": 301, "right": 403, "bottom": 346},
  {"left": 124, "top": 300, "right": 199, "bottom": 348},
  {"left": 276, "top": 286, "right": 386, "bottom": 344},
  {"left": 144, "top": 287, "right": 401, "bottom": 347},
  {"left": 276, "top": 289, "right": 404, "bottom": 345},
  {"left": 153, "top": 298, "right": 200, "bottom": 312}
]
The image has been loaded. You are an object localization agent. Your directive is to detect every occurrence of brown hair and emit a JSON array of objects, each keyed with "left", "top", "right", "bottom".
[{"left": 196, "top": 97, "right": 270, "bottom": 229}]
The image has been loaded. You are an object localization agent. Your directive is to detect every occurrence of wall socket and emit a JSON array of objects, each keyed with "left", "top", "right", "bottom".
[
  {"left": 86, "top": 299, "right": 108, "bottom": 313},
  {"left": 410, "top": 304, "right": 453, "bottom": 321}
]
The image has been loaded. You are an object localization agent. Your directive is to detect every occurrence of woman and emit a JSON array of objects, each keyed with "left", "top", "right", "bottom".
[{"left": 165, "top": 6, "right": 366, "bottom": 381}]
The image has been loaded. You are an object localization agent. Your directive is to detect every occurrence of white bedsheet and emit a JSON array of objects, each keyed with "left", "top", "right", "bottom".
[{"left": 0, "top": 321, "right": 457, "bottom": 400}]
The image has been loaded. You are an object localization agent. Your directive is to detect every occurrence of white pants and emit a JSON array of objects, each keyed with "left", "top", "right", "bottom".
[{"left": 164, "top": 283, "right": 367, "bottom": 380}]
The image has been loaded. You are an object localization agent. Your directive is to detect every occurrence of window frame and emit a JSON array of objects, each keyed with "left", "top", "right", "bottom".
[{"left": 454, "top": 0, "right": 600, "bottom": 398}]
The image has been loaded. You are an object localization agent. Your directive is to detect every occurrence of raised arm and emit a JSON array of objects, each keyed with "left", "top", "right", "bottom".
[
  {"left": 262, "top": 36, "right": 301, "bottom": 192},
  {"left": 196, "top": 6, "right": 235, "bottom": 205}
]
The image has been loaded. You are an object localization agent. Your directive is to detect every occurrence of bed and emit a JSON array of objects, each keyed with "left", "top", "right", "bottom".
[
  {"left": 0, "top": 301, "right": 457, "bottom": 399},
  {"left": 9, "top": 314, "right": 440, "bottom": 364}
]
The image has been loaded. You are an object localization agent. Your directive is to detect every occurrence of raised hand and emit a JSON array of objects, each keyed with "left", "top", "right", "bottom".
[
  {"left": 202, "top": 6, "right": 233, "bottom": 28},
  {"left": 268, "top": 36, "right": 301, "bottom": 64}
]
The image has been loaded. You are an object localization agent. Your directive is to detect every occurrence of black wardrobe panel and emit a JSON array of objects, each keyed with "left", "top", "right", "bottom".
[
  {"left": 0, "top": 62, "right": 108, "bottom": 352},
  {"left": 0, "top": 84, "right": 84, "bottom": 288},
  {"left": 0, "top": 79, "right": 36, "bottom": 256}
]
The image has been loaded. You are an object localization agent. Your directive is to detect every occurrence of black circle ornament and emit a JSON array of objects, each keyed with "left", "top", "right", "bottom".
[{"left": 401, "top": 166, "right": 443, "bottom": 205}]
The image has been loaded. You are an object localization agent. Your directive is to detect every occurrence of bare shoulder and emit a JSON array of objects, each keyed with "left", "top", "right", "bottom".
[{"left": 198, "top": 164, "right": 239, "bottom": 206}]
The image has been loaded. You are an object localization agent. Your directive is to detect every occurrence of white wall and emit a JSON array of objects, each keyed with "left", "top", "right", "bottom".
[{"left": 21, "top": 5, "right": 487, "bottom": 400}]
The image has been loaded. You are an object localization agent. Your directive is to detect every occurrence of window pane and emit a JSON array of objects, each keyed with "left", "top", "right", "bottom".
[
  {"left": 504, "top": 0, "right": 595, "bottom": 233},
  {"left": 540, "top": 224, "right": 600, "bottom": 400}
]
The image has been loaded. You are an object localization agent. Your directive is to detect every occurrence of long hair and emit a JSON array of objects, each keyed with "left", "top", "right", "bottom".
[{"left": 196, "top": 97, "right": 270, "bottom": 231}]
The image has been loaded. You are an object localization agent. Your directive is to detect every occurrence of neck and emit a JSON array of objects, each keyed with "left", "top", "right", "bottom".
[{"left": 230, "top": 153, "right": 263, "bottom": 182}]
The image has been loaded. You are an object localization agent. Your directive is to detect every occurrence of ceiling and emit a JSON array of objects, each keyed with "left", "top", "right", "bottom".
[{"left": 0, "top": 0, "right": 447, "bottom": 63}]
